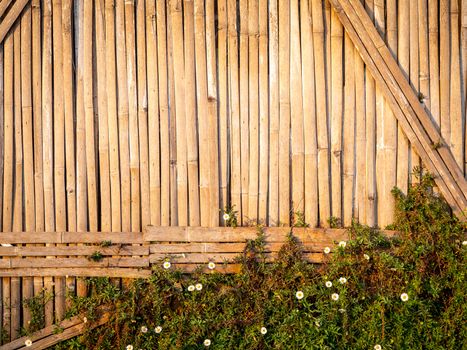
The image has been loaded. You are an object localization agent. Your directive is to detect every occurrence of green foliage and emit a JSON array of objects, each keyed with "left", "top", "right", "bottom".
[
  {"left": 21, "top": 289, "right": 52, "bottom": 335},
  {"left": 88, "top": 251, "right": 104, "bottom": 262},
  {"left": 100, "top": 240, "right": 113, "bottom": 248},
  {"left": 327, "top": 216, "right": 342, "bottom": 228},
  {"left": 292, "top": 211, "right": 309, "bottom": 228},
  {"left": 53, "top": 174, "right": 465, "bottom": 349},
  {"left": 222, "top": 205, "right": 238, "bottom": 228}
]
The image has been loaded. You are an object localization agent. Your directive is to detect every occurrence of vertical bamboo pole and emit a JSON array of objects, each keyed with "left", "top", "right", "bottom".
[
  {"left": 95, "top": 0, "right": 111, "bottom": 232},
  {"left": 248, "top": 0, "right": 259, "bottom": 223},
  {"left": 429, "top": 0, "right": 440, "bottom": 126},
  {"left": 156, "top": 0, "right": 170, "bottom": 226},
  {"left": 463, "top": 0, "right": 467, "bottom": 172},
  {"left": 311, "top": 0, "right": 330, "bottom": 227},
  {"left": 228, "top": 0, "right": 242, "bottom": 222},
  {"left": 116, "top": 0, "right": 131, "bottom": 231},
  {"left": 301, "top": 0, "right": 318, "bottom": 227},
  {"left": 440, "top": 0, "right": 451, "bottom": 151},
  {"left": 342, "top": 31, "right": 355, "bottom": 227},
  {"left": 21, "top": 3, "right": 34, "bottom": 327},
  {"left": 258, "top": 0, "right": 269, "bottom": 223},
  {"left": 325, "top": 0, "right": 331, "bottom": 126},
  {"left": 278, "top": 0, "right": 290, "bottom": 226},
  {"left": 42, "top": 0, "right": 54, "bottom": 326},
  {"left": 106, "top": 0, "right": 122, "bottom": 231},
  {"left": 450, "top": 0, "right": 463, "bottom": 167},
  {"left": 206, "top": 0, "right": 219, "bottom": 227},
  {"left": 239, "top": 0, "right": 249, "bottom": 223},
  {"left": 419, "top": 0, "right": 430, "bottom": 110},
  {"left": 146, "top": 0, "right": 160, "bottom": 226},
  {"left": 2, "top": 31, "right": 13, "bottom": 342},
  {"left": 184, "top": 0, "right": 200, "bottom": 226},
  {"left": 268, "top": 0, "right": 279, "bottom": 226},
  {"left": 410, "top": 0, "right": 420, "bottom": 182},
  {"left": 330, "top": 7, "right": 343, "bottom": 222},
  {"left": 125, "top": 0, "right": 141, "bottom": 232},
  {"left": 136, "top": 0, "right": 150, "bottom": 228},
  {"left": 290, "top": 0, "right": 304, "bottom": 219},
  {"left": 397, "top": 0, "right": 410, "bottom": 193},
  {"left": 194, "top": 0, "right": 210, "bottom": 226},
  {"left": 0, "top": 42, "right": 3, "bottom": 342}
]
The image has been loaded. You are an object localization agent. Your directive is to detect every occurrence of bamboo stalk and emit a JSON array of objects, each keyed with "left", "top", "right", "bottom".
[
  {"left": 429, "top": 0, "right": 440, "bottom": 126},
  {"left": 0, "top": 0, "right": 29, "bottom": 43},
  {"left": 311, "top": 0, "right": 331, "bottom": 227},
  {"left": 278, "top": 0, "right": 290, "bottom": 226},
  {"left": 258, "top": 0, "right": 269, "bottom": 223},
  {"left": 146, "top": 0, "right": 160, "bottom": 226},
  {"left": 0, "top": 0, "right": 13, "bottom": 18},
  {"left": 440, "top": 0, "right": 451, "bottom": 151},
  {"left": 463, "top": 0, "right": 467, "bottom": 173},
  {"left": 106, "top": 0, "right": 122, "bottom": 231},
  {"left": 184, "top": 0, "right": 200, "bottom": 226},
  {"left": 410, "top": 0, "right": 421, "bottom": 182},
  {"left": 156, "top": 0, "right": 170, "bottom": 226},
  {"left": 419, "top": 0, "right": 430, "bottom": 110},
  {"left": 0, "top": 42, "right": 3, "bottom": 343},
  {"left": 268, "top": 0, "right": 279, "bottom": 226}
]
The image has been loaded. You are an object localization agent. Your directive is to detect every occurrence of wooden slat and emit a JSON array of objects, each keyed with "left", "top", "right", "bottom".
[
  {"left": 0, "top": 232, "right": 144, "bottom": 244},
  {"left": 0, "top": 245, "right": 149, "bottom": 257},
  {"left": 1, "top": 257, "right": 149, "bottom": 269},
  {"left": 0, "top": 0, "right": 29, "bottom": 43},
  {"left": 0, "top": 0, "right": 13, "bottom": 18},
  {"left": 0, "top": 268, "right": 150, "bottom": 278}
]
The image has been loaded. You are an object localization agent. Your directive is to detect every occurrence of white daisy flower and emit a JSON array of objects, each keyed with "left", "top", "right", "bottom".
[
  {"left": 195, "top": 283, "right": 203, "bottom": 291},
  {"left": 141, "top": 326, "right": 148, "bottom": 333},
  {"left": 400, "top": 293, "right": 409, "bottom": 302},
  {"left": 462, "top": 240, "right": 467, "bottom": 246},
  {"left": 187, "top": 285, "right": 195, "bottom": 292},
  {"left": 325, "top": 281, "right": 333, "bottom": 288},
  {"left": 295, "top": 291, "right": 304, "bottom": 300},
  {"left": 363, "top": 254, "right": 370, "bottom": 260},
  {"left": 338, "top": 241, "right": 346, "bottom": 248},
  {"left": 260, "top": 327, "right": 267, "bottom": 335},
  {"left": 204, "top": 339, "right": 211, "bottom": 347},
  {"left": 155, "top": 326, "right": 162, "bottom": 333},
  {"left": 331, "top": 293, "right": 339, "bottom": 301},
  {"left": 324, "top": 247, "right": 331, "bottom": 254},
  {"left": 338, "top": 308, "right": 346, "bottom": 313},
  {"left": 374, "top": 345, "right": 382, "bottom": 350},
  {"left": 339, "top": 277, "right": 347, "bottom": 284},
  {"left": 126, "top": 346, "right": 133, "bottom": 350},
  {"left": 315, "top": 321, "right": 321, "bottom": 328},
  {"left": 208, "top": 262, "right": 216, "bottom": 270},
  {"left": 223, "top": 213, "right": 230, "bottom": 221},
  {"left": 83, "top": 317, "right": 87, "bottom": 323},
  {"left": 163, "top": 261, "right": 171, "bottom": 269},
  {"left": 25, "top": 339, "right": 32, "bottom": 347}
]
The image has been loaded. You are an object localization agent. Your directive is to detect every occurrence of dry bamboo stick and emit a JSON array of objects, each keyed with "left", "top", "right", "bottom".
[
  {"left": 290, "top": 0, "right": 305, "bottom": 219},
  {"left": 419, "top": 0, "right": 430, "bottom": 110},
  {"left": 0, "top": 0, "right": 13, "bottom": 18},
  {"left": 325, "top": 0, "right": 331, "bottom": 127},
  {"left": 228, "top": 0, "right": 241, "bottom": 219},
  {"left": 95, "top": 0, "right": 111, "bottom": 232},
  {"left": 301, "top": 0, "right": 318, "bottom": 227},
  {"left": 311, "top": 0, "right": 331, "bottom": 227},
  {"left": 278, "top": 0, "right": 290, "bottom": 226},
  {"left": 184, "top": 0, "right": 200, "bottom": 226},
  {"left": 169, "top": 0, "right": 188, "bottom": 226},
  {"left": 258, "top": 0, "right": 269, "bottom": 224},
  {"left": 239, "top": 0, "right": 249, "bottom": 224},
  {"left": 116, "top": 0, "right": 131, "bottom": 232},
  {"left": 0, "top": 0, "right": 29, "bottom": 43},
  {"left": 194, "top": 0, "right": 210, "bottom": 226},
  {"left": 218, "top": 0, "right": 229, "bottom": 223},
  {"left": 268, "top": 0, "right": 279, "bottom": 226},
  {"left": 105, "top": 0, "right": 121, "bottom": 231},
  {"left": 124, "top": 0, "right": 141, "bottom": 232},
  {"left": 0, "top": 42, "right": 3, "bottom": 343},
  {"left": 20, "top": 3, "right": 34, "bottom": 328},
  {"left": 429, "top": 0, "right": 440, "bottom": 126},
  {"left": 146, "top": 0, "right": 161, "bottom": 226},
  {"left": 450, "top": 0, "right": 463, "bottom": 168},
  {"left": 156, "top": 0, "right": 170, "bottom": 226},
  {"left": 440, "top": 0, "right": 451, "bottom": 151},
  {"left": 410, "top": 0, "right": 420, "bottom": 183},
  {"left": 136, "top": 0, "right": 150, "bottom": 229},
  {"left": 463, "top": 0, "right": 467, "bottom": 173},
  {"left": 330, "top": 7, "right": 343, "bottom": 222},
  {"left": 248, "top": 0, "right": 259, "bottom": 223}
]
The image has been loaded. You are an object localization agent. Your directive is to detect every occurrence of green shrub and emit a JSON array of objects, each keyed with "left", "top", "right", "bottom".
[{"left": 48, "top": 174, "right": 465, "bottom": 349}]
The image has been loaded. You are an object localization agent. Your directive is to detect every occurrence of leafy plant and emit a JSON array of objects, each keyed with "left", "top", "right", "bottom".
[{"left": 88, "top": 251, "right": 104, "bottom": 262}]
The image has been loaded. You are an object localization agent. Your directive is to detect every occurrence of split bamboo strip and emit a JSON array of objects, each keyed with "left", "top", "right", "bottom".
[
  {"left": 325, "top": 0, "right": 331, "bottom": 125},
  {"left": 301, "top": 0, "right": 318, "bottom": 227},
  {"left": 95, "top": 0, "right": 111, "bottom": 232},
  {"left": 290, "top": 0, "right": 305, "bottom": 217},
  {"left": 450, "top": 0, "right": 463, "bottom": 168},
  {"left": 268, "top": 0, "right": 279, "bottom": 226},
  {"left": 0, "top": 41, "right": 3, "bottom": 344},
  {"left": 0, "top": 0, "right": 29, "bottom": 43},
  {"left": 248, "top": 0, "right": 259, "bottom": 223},
  {"left": 330, "top": 7, "right": 343, "bottom": 222},
  {"left": 429, "top": 0, "right": 440, "bottom": 126},
  {"left": 116, "top": 0, "right": 131, "bottom": 232},
  {"left": 239, "top": 0, "right": 249, "bottom": 224},
  {"left": 311, "top": 0, "right": 331, "bottom": 227},
  {"left": 278, "top": 0, "right": 290, "bottom": 226},
  {"left": 183, "top": 0, "right": 200, "bottom": 226},
  {"left": 419, "top": 0, "right": 430, "bottom": 110},
  {"left": 194, "top": 0, "right": 211, "bottom": 227},
  {"left": 228, "top": 0, "right": 241, "bottom": 222},
  {"left": 42, "top": 0, "right": 54, "bottom": 326},
  {"left": 463, "top": 0, "right": 467, "bottom": 173},
  {"left": 105, "top": 0, "right": 121, "bottom": 231},
  {"left": 125, "top": 0, "right": 141, "bottom": 232},
  {"left": 410, "top": 0, "right": 420, "bottom": 182},
  {"left": 146, "top": 0, "right": 161, "bottom": 226},
  {"left": 440, "top": 0, "right": 451, "bottom": 148},
  {"left": 206, "top": 0, "right": 219, "bottom": 227},
  {"left": 218, "top": 0, "right": 229, "bottom": 222},
  {"left": 136, "top": 0, "right": 150, "bottom": 229},
  {"left": 156, "top": 0, "right": 170, "bottom": 227},
  {"left": 258, "top": 0, "right": 269, "bottom": 224},
  {"left": 0, "top": 0, "right": 13, "bottom": 18},
  {"left": 20, "top": 3, "right": 34, "bottom": 327},
  {"left": 169, "top": 0, "right": 188, "bottom": 226}
]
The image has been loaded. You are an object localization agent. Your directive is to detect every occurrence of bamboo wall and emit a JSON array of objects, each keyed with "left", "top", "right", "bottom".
[{"left": 0, "top": 0, "right": 467, "bottom": 341}]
